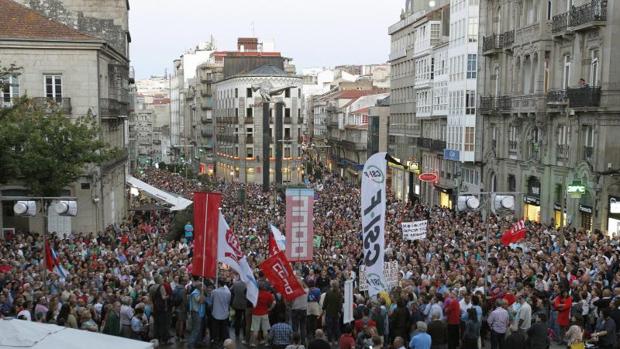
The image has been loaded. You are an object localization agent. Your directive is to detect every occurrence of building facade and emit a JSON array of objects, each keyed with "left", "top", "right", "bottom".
[
  {"left": 479, "top": 0, "right": 620, "bottom": 233},
  {"left": 0, "top": 0, "right": 131, "bottom": 234},
  {"left": 214, "top": 64, "right": 303, "bottom": 184}
]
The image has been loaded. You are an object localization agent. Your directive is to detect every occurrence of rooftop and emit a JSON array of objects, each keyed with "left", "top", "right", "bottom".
[{"left": 0, "top": 0, "right": 100, "bottom": 42}]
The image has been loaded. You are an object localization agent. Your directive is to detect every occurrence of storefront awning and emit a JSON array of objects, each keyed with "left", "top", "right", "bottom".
[{"left": 126, "top": 176, "right": 193, "bottom": 211}]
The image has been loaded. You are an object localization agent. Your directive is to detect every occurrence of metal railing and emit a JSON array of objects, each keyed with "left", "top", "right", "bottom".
[
  {"left": 546, "top": 89, "right": 568, "bottom": 103},
  {"left": 100, "top": 98, "right": 128, "bottom": 118},
  {"left": 431, "top": 140, "right": 446, "bottom": 152},
  {"left": 567, "top": 86, "right": 601, "bottom": 107},
  {"left": 482, "top": 34, "right": 500, "bottom": 52},
  {"left": 501, "top": 30, "right": 515, "bottom": 48},
  {"left": 557, "top": 144, "right": 570, "bottom": 159},
  {"left": 31, "top": 97, "right": 72, "bottom": 114},
  {"left": 552, "top": 12, "right": 569, "bottom": 33},
  {"left": 498, "top": 96, "right": 512, "bottom": 111},
  {"left": 570, "top": 0, "right": 607, "bottom": 27}
]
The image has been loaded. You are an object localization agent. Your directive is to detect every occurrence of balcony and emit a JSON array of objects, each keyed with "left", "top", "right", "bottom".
[
  {"left": 482, "top": 34, "right": 502, "bottom": 55},
  {"left": 245, "top": 135, "right": 254, "bottom": 144},
  {"left": 431, "top": 140, "right": 446, "bottom": 152},
  {"left": 498, "top": 96, "right": 512, "bottom": 111},
  {"left": 569, "top": 0, "right": 607, "bottom": 30},
  {"left": 297, "top": 117, "right": 304, "bottom": 124},
  {"left": 417, "top": 137, "right": 432, "bottom": 149},
  {"left": 584, "top": 146, "right": 594, "bottom": 161},
  {"left": 244, "top": 117, "right": 254, "bottom": 124},
  {"left": 201, "top": 129, "right": 213, "bottom": 138},
  {"left": 200, "top": 89, "right": 212, "bottom": 97},
  {"left": 200, "top": 100, "right": 213, "bottom": 110},
  {"left": 501, "top": 30, "right": 515, "bottom": 49},
  {"left": 201, "top": 115, "right": 211, "bottom": 124},
  {"left": 100, "top": 98, "right": 128, "bottom": 118},
  {"left": 480, "top": 97, "right": 495, "bottom": 113},
  {"left": 557, "top": 144, "right": 569, "bottom": 160},
  {"left": 546, "top": 89, "right": 568, "bottom": 104},
  {"left": 31, "top": 97, "right": 72, "bottom": 115},
  {"left": 566, "top": 87, "right": 601, "bottom": 108},
  {"left": 552, "top": 12, "right": 569, "bottom": 34},
  {"left": 284, "top": 117, "right": 292, "bottom": 124},
  {"left": 341, "top": 140, "right": 366, "bottom": 151}
]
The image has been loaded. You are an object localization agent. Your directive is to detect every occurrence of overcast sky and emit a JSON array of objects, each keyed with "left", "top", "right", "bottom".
[{"left": 129, "top": 0, "right": 404, "bottom": 79}]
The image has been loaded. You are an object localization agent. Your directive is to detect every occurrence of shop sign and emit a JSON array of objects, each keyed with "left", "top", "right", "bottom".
[
  {"left": 524, "top": 196, "right": 540, "bottom": 206},
  {"left": 579, "top": 205, "right": 593, "bottom": 214},
  {"left": 567, "top": 180, "right": 586, "bottom": 198},
  {"left": 419, "top": 172, "right": 438, "bottom": 183},
  {"left": 443, "top": 149, "right": 460, "bottom": 161}
]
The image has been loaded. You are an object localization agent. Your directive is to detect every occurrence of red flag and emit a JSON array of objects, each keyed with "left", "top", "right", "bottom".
[
  {"left": 500, "top": 219, "right": 527, "bottom": 246},
  {"left": 268, "top": 233, "right": 280, "bottom": 257},
  {"left": 259, "top": 251, "right": 305, "bottom": 301},
  {"left": 44, "top": 240, "right": 54, "bottom": 272},
  {"left": 192, "top": 192, "right": 222, "bottom": 279}
]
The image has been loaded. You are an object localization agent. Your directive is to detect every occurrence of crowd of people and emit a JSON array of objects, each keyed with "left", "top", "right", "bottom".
[{"left": 2, "top": 161, "right": 620, "bottom": 349}]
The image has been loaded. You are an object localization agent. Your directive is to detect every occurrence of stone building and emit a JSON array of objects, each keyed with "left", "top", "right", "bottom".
[
  {"left": 0, "top": 0, "right": 131, "bottom": 234},
  {"left": 478, "top": 0, "right": 620, "bottom": 233}
]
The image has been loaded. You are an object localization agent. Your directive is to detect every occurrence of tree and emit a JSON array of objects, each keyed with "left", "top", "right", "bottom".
[{"left": 0, "top": 97, "right": 113, "bottom": 196}]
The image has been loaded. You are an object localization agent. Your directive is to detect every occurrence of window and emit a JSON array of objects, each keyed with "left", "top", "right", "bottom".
[
  {"left": 246, "top": 107, "right": 253, "bottom": 117},
  {"left": 285, "top": 108, "right": 291, "bottom": 118},
  {"left": 557, "top": 125, "right": 571, "bottom": 145},
  {"left": 547, "top": 0, "right": 552, "bottom": 20},
  {"left": 464, "top": 127, "right": 475, "bottom": 152},
  {"left": 467, "top": 54, "right": 477, "bottom": 79},
  {"left": 285, "top": 88, "right": 291, "bottom": 98},
  {"left": 466, "top": 90, "right": 476, "bottom": 115},
  {"left": 235, "top": 108, "right": 239, "bottom": 117},
  {"left": 508, "top": 175, "right": 516, "bottom": 192},
  {"left": 1, "top": 75, "right": 19, "bottom": 105},
  {"left": 44, "top": 75, "right": 62, "bottom": 101},
  {"left": 246, "top": 87, "right": 253, "bottom": 98},
  {"left": 468, "top": 17, "right": 478, "bottom": 42},
  {"left": 284, "top": 146, "right": 291, "bottom": 158},
  {"left": 591, "top": 50, "right": 599, "bottom": 87},
  {"left": 563, "top": 55, "right": 571, "bottom": 89},
  {"left": 583, "top": 125, "right": 594, "bottom": 147},
  {"left": 246, "top": 146, "right": 254, "bottom": 158},
  {"left": 234, "top": 88, "right": 238, "bottom": 98},
  {"left": 80, "top": 183, "right": 90, "bottom": 190},
  {"left": 509, "top": 126, "right": 518, "bottom": 152},
  {"left": 298, "top": 89, "right": 301, "bottom": 98}
]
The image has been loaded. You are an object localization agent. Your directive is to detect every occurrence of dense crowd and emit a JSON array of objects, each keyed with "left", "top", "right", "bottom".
[{"left": 2, "top": 162, "right": 620, "bottom": 349}]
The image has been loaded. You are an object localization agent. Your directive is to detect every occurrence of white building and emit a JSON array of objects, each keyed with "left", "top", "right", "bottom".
[{"left": 214, "top": 65, "right": 303, "bottom": 184}]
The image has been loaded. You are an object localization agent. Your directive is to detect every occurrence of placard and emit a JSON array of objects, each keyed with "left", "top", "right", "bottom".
[
  {"left": 359, "top": 261, "right": 399, "bottom": 291},
  {"left": 402, "top": 220, "right": 428, "bottom": 241}
]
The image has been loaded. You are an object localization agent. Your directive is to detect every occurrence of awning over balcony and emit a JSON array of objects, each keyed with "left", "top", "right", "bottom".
[{"left": 126, "top": 175, "right": 193, "bottom": 211}]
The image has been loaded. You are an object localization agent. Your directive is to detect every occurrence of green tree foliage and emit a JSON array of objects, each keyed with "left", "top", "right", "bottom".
[{"left": 0, "top": 97, "right": 113, "bottom": 196}]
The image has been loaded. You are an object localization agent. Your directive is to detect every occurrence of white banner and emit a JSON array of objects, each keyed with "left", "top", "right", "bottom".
[
  {"left": 343, "top": 280, "right": 354, "bottom": 324},
  {"left": 217, "top": 212, "right": 259, "bottom": 306},
  {"left": 402, "top": 220, "right": 428, "bottom": 241},
  {"left": 359, "top": 261, "right": 399, "bottom": 292},
  {"left": 361, "top": 152, "right": 388, "bottom": 297}
]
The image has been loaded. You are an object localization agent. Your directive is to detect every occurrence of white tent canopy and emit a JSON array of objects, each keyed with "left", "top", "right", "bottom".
[
  {"left": 0, "top": 319, "right": 154, "bottom": 349},
  {"left": 127, "top": 175, "right": 193, "bottom": 211}
]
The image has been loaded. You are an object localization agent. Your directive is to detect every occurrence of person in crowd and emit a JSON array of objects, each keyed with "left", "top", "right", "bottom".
[
  {"left": 526, "top": 313, "right": 550, "bottom": 349},
  {"left": 427, "top": 312, "right": 447, "bottom": 349},
  {"left": 565, "top": 317, "right": 584, "bottom": 349},
  {"left": 553, "top": 289, "right": 573, "bottom": 344},
  {"left": 270, "top": 315, "right": 293, "bottom": 349},
  {"left": 323, "top": 280, "right": 343, "bottom": 346},
  {"left": 592, "top": 308, "right": 617, "bottom": 349},
  {"left": 445, "top": 291, "right": 461, "bottom": 349},
  {"left": 188, "top": 281, "right": 206, "bottom": 349},
  {"left": 308, "top": 329, "right": 331, "bottom": 349},
  {"left": 291, "top": 278, "right": 309, "bottom": 345},
  {"left": 130, "top": 303, "right": 149, "bottom": 341},
  {"left": 287, "top": 332, "right": 305, "bottom": 349},
  {"left": 231, "top": 276, "right": 248, "bottom": 343},
  {"left": 393, "top": 336, "right": 407, "bottom": 349},
  {"left": 339, "top": 324, "right": 355, "bottom": 349},
  {"left": 410, "top": 321, "right": 432, "bottom": 349},
  {"left": 102, "top": 301, "right": 121, "bottom": 336},
  {"left": 487, "top": 299, "right": 510, "bottom": 349},
  {"left": 211, "top": 279, "right": 231, "bottom": 345},
  {"left": 462, "top": 308, "right": 480, "bottom": 349},
  {"left": 250, "top": 283, "right": 274, "bottom": 347}
]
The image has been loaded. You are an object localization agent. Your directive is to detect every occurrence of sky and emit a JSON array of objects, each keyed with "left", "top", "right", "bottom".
[{"left": 129, "top": 0, "right": 404, "bottom": 79}]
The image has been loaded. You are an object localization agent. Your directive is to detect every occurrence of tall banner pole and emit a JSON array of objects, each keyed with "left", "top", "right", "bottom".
[{"left": 361, "top": 152, "right": 388, "bottom": 298}]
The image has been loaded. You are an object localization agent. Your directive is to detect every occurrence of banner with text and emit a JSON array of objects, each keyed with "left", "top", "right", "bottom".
[
  {"left": 402, "top": 220, "right": 428, "bottom": 241},
  {"left": 359, "top": 261, "right": 399, "bottom": 292},
  {"left": 361, "top": 152, "right": 388, "bottom": 297},
  {"left": 259, "top": 251, "right": 305, "bottom": 301},
  {"left": 285, "top": 188, "right": 314, "bottom": 262}
]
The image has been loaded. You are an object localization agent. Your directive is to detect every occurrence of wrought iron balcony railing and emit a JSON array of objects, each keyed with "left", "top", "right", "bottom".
[
  {"left": 566, "top": 86, "right": 601, "bottom": 108},
  {"left": 546, "top": 89, "right": 568, "bottom": 103},
  {"left": 31, "top": 97, "right": 72, "bottom": 115},
  {"left": 570, "top": 0, "right": 607, "bottom": 28},
  {"left": 552, "top": 12, "right": 569, "bottom": 33}
]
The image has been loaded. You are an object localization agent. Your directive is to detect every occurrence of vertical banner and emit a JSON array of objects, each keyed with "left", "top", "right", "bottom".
[
  {"left": 343, "top": 279, "right": 354, "bottom": 324},
  {"left": 192, "top": 192, "right": 222, "bottom": 279},
  {"left": 285, "top": 188, "right": 314, "bottom": 261},
  {"left": 361, "top": 152, "right": 387, "bottom": 297}
]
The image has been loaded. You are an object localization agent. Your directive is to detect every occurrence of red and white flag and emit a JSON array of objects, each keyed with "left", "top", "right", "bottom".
[
  {"left": 192, "top": 192, "right": 222, "bottom": 279},
  {"left": 217, "top": 212, "right": 259, "bottom": 306},
  {"left": 501, "top": 219, "right": 527, "bottom": 246},
  {"left": 268, "top": 224, "right": 285, "bottom": 257},
  {"left": 259, "top": 251, "right": 305, "bottom": 301}
]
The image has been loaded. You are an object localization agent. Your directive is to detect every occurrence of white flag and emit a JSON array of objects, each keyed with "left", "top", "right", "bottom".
[
  {"left": 217, "top": 212, "right": 258, "bottom": 306},
  {"left": 269, "top": 224, "right": 286, "bottom": 251},
  {"left": 361, "top": 152, "right": 388, "bottom": 297}
]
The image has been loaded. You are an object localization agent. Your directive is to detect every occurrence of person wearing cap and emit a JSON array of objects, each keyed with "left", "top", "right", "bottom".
[{"left": 410, "top": 321, "right": 432, "bottom": 349}]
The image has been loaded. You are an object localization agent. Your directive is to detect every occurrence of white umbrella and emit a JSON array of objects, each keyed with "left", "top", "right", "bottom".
[{"left": 0, "top": 319, "right": 154, "bottom": 349}]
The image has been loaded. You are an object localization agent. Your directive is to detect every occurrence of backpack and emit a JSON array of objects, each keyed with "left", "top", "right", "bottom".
[{"left": 171, "top": 286, "right": 183, "bottom": 307}]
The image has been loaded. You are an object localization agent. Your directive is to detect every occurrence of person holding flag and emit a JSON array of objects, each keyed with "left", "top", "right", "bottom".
[{"left": 45, "top": 240, "right": 70, "bottom": 281}]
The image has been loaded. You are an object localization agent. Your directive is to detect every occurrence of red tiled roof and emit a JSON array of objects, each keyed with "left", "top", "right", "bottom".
[{"left": 0, "top": 0, "right": 99, "bottom": 42}]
